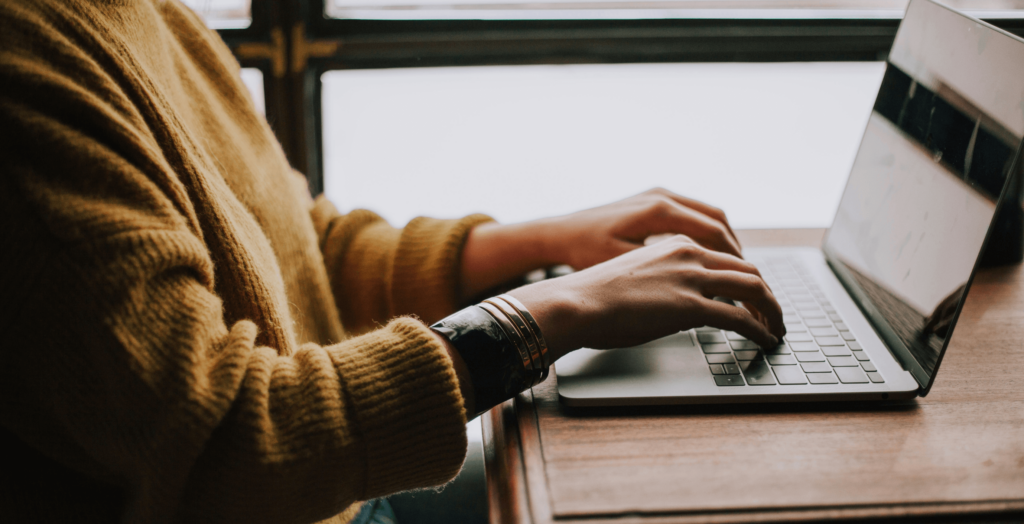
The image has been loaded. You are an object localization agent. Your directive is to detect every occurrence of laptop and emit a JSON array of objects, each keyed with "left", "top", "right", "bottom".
[{"left": 556, "top": 0, "right": 1024, "bottom": 406}]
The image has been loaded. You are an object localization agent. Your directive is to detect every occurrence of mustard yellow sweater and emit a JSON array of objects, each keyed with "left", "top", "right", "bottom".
[{"left": 0, "top": 0, "right": 492, "bottom": 522}]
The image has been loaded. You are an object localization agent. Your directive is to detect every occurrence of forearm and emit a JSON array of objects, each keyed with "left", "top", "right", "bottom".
[
  {"left": 312, "top": 196, "right": 494, "bottom": 326},
  {"left": 459, "top": 220, "right": 562, "bottom": 301}
]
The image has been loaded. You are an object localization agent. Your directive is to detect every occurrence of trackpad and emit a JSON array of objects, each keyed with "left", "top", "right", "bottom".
[{"left": 556, "top": 332, "right": 710, "bottom": 402}]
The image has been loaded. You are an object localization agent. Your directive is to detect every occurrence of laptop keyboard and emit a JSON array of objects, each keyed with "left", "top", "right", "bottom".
[{"left": 699, "top": 256, "right": 885, "bottom": 387}]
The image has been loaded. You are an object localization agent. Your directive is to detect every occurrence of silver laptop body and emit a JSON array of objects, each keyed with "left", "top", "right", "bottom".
[{"left": 557, "top": 0, "right": 1024, "bottom": 406}]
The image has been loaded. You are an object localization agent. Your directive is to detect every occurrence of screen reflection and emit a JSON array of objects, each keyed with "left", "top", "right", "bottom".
[{"left": 824, "top": 0, "right": 1023, "bottom": 379}]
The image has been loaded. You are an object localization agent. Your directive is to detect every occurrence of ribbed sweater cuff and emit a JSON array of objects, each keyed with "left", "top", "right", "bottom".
[
  {"left": 392, "top": 214, "right": 494, "bottom": 324},
  {"left": 329, "top": 317, "right": 468, "bottom": 498}
]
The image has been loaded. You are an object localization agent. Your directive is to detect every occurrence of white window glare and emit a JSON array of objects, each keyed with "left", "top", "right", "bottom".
[
  {"left": 322, "top": 62, "right": 886, "bottom": 230},
  {"left": 239, "top": 68, "right": 265, "bottom": 116},
  {"left": 180, "top": 0, "right": 252, "bottom": 29}
]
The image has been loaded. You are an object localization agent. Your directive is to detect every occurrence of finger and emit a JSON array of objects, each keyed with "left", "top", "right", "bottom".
[
  {"left": 690, "top": 249, "right": 782, "bottom": 334},
  {"left": 644, "top": 232, "right": 682, "bottom": 246},
  {"left": 650, "top": 188, "right": 739, "bottom": 246},
  {"left": 695, "top": 247, "right": 765, "bottom": 280},
  {"left": 652, "top": 201, "right": 743, "bottom": 258},
  {"left": 696, "top": 298, "right": 779, "bottom": 349},
  {"left": 700, "top": 270, "right": 785, "bottom": 338}
]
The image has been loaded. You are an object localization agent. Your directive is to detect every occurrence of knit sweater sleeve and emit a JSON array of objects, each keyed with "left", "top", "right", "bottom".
[
  {"left": 0, "top": 3, "right": 468, "bottom": 523},
  {"left": 309, "top": 196, "right": 493, "bottom": 334}
]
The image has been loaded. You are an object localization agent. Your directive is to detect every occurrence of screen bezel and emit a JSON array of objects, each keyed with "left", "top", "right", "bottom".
[{"left": 820, "top": 0, "right": 1024, "bottom": 396}]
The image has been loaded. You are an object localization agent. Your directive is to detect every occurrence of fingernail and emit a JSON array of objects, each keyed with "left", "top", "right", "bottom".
[{"left": 771, "top": 335, "right": 780, "bottom": 347}]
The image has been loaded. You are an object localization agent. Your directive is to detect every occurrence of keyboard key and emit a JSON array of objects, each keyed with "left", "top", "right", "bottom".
[
  {"left": 783, "top": 314, "right": 802, "bottom": 323},
  {"left": 841, "top": 331, "right": 857, "bottom": 341},
  {"left": 702, "top": 343, "right": 732, "bottom": 354},
  {"left": 767, "top": 354, "right": 796, "bottom": 365},
  {"left": 829, "top": 313, "right": 844, "bottom": 321},
  {"left": 805, "top": 318, "right": 832, "bottom": 327},
  {"left": 834, "top": 322, "right": 849, "bottom": 331},
  {"left": 696, "top": 326, "right": 719, "bottom": 332},
  {"left": 790, "top": 341, "right": 819, "bottom": 352},
  {"left": 715, "top": 375, "right": 746, "bottom": 386},
  {"left": 723, "top": 363, "right": 741, "bottom": 375},
  {"left": 786, "top": 333, "right": 813, "bottom": 342},
  {"left": 853, "top": 351, "right": 871, "bottom": 361},
  {"left": 848, "top": 341, "right": 863, "bottom": 350},
  {"left": 823, "top": 305, "right": 837, "bottom": 313},
  {"left": 801, "top": 362, "right": 832, "bottom": 373},
  {"left": 835, "top": 367, "right": 869, "bottom": 383},
  {"left": 867, "top": 372, "right": 885, "bottom": 383},
  {"left": 706, "top": 354, "right": 737, "bottom": 364},
  {"left": 730, "top": 340, "right": 760, "bottom": 350},
  {"left": 795, "top": 352, "right": 826, "bottom": 362},
  {"left": 827, "top": 356, "right": 859, "bottom": 367},
  {"left": 810, "top": 327, "right": 838, "bottom": 337},
  {"left": 773, "top": 366, "right": 808, "bottom": 385},
  {"left": 822, "top": 346, "right": 852, "bottom": 357},
  {"left": 734, "top": 350, "right": 760, "bottom": 361},
  {"left": 800, "top": 310, "right": 826, "bottom": 318},
  {"left": 765, "top": 343, "right": 791, "bottom": 355},
  {"left": 725, "top": 331, "right": 747, "bottom": 341},
  {"left": 808, "top": 373, "right": 839, "bottom": 384},
  {"left": 781, "top": 307, "right": 797, "bottom": 315},
  {"left": 741, "top": 359, "right": 777, "bottom": 385},
  {"left": 709, "top": 364, "right": 726, "bottom": 375},
  {"left": 815, "top": 336, "right": 846, "bottom": 346},
  {"left": 698, "top": 332, "right": 726, "bottom": 344},
  {"left": 861, "top": 361, "right": 877, "bottom": 372},
  {"left": 784, "top": 322, "right": 806, "bottom": 332}
]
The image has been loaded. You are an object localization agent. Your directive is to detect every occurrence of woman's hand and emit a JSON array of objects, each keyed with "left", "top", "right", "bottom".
[
  {"left": 536, "top": 187, "right": 741, "bottom": 269},
  {"left": 506, "top": 235, "right": 785, "bottom": 362},
  {"left": 461, "top": 188, "right": 741, "bottom": 300}
]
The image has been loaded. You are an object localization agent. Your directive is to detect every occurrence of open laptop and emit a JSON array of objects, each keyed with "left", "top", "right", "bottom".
[{"left": 556, "top": 0, "right": 1024, "bottom": 406}]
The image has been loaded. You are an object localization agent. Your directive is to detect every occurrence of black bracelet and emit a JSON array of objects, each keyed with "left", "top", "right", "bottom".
[{"left": 431, "top": 305, "right": 535, "bottom": 419}]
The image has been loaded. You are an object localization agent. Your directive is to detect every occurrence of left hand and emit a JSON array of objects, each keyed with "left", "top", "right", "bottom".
[
  {"left": 460, "top": 188, "right": 742, "bottom": 299},
  {"left": 534, "top": 187, "right": 741, "bottom": 270}
]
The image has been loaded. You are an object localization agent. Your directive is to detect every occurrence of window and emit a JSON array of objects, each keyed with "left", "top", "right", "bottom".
[
  {"left": 325, "top": 0, "right": 1024, "bottom": 21},
  {"left": 180, "top": 0, "right": 252, "bottom": 29},
  {"left": 184, "top": 0, "right": 1024, "bottom": 200},
  {"left": 322, "top": 62, "right": 885, "bottom": 228}
]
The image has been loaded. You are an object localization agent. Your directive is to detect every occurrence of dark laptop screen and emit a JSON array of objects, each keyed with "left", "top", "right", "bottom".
[{"left": 822, "top": 0, "right": 1024, "bottom": 390}]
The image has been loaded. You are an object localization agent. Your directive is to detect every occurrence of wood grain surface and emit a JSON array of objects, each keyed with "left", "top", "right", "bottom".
[{"left": 485, "top": 228, "right": 1024, "bottom": 523}]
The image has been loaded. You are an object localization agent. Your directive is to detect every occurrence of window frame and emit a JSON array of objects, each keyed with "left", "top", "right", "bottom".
[{"left": 216, "top": 0, "right": 1024, "bottom": 195}]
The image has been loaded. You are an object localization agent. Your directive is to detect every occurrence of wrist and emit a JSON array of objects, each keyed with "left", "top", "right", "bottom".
[
  {"left": 481, "top": 219, "right": 563, "bottom": 267},
  {"left": 460, "top": 220, "right": 563, "bottom": 300},
  {"left": 506, "top": 278, "right": 584, "bottom": 362}
]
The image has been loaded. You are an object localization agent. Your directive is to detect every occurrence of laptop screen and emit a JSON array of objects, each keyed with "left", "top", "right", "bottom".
[{"left": 822, "top": 0, "right": 1024, "bottom": 391}]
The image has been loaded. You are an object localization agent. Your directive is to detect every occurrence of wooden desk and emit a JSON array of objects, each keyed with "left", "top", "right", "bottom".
[{"left": 482, "top": 228, "right": 1024, "bottom": 524}]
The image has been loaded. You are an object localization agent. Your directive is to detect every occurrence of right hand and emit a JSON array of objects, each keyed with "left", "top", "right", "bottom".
[{"left": 507, "top": 235, "right": 785, "bottom": 362}]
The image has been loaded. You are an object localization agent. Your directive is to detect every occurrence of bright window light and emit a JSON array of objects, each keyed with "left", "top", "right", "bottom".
[{"left": 322, "top": 62, "right": 886, "bottom": 230}]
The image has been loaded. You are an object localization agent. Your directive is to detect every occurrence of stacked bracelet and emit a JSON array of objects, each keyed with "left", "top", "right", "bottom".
[
  {"left": 497, "top": 294, "right": 552, "bottom": 370},
  {"left": 430, "top": 295, "right": 550, "bottom": 419}
]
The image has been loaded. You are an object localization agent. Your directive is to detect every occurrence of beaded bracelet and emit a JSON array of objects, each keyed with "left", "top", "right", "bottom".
[{"left": 431, "top": 296, "right": 550, "bottom": 418}]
